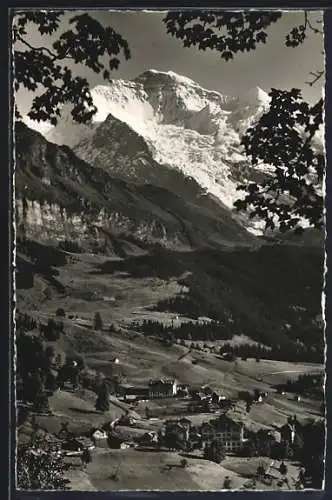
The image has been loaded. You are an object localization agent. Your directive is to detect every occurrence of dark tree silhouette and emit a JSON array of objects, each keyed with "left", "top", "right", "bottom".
[
  {"left": 256, "top": 463, "right": 267, "bottom": 479},
  {"left": 235, "top": 91, "right": 324, "bottom": 233},
  {"left": 94, "top": 311, "right": 103, "bottom": 331},
  {"left": 223, "top": 476, "right": 232, "bottom": 489},
  {"left": 56, "top": 307, "right": 66, "bottom": 317},
  {"left": 13, "top": 10, "right": 324, "bottom": 232},
  {"left": 279, "top": 461, "right": 288, "bottom": 476},
  {"left": 17, "top": 434, "right": 69, "bottom": 490},
  {"left": 95, "top": 381, "right": 110, "bottom": 412},
  {"left": 13, "top": 11, "right": 131, "bottom": 124},
  {"left": 203, "top": 440, "right": 226, "bottom": 463},
  {"left": 164, "top": 11, "right": 283, "bottom": 60},
  {"left": 163, "top": 10, "right": 325, "bottom": 233}
]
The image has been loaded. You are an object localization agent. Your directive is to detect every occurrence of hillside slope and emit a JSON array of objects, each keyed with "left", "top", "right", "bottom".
[
  {"left": 15, "top": 122, "right": 255, "bottom": 252},
  {"left": 25, "top": 70, "right": 275, "bottom": 234},
  {"left": 15, "top": 114, "right": 324, "bottom": 353}
]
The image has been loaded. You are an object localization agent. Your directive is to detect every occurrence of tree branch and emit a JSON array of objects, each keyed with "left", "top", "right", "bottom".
[
  {"left": 307, "top": 14, "right": 324, "bottom": 35},
  {"left": 16, "top": 33, "right": 73, "bottom": 61},
  {"left": 16, "top": 34, "right": 57, "bottom": 59},
  {"left": 305, "top": 70, "right": 325, "bottom": 87}
]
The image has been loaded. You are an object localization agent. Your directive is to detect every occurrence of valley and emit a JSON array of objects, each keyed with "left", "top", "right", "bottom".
[
  {"left": 15, "top": 68, "right": 325, "bottom": 491},
  {"left": 16, "top": 242, "right": 325, "bottom": 491}
]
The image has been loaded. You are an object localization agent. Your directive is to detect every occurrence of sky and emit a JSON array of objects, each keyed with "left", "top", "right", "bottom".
[{"left": 14, "top": 10, "right": 325, "bottom": 115}]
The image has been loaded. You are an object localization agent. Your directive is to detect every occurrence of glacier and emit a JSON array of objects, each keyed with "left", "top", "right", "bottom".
[
  {"left": 21, "top": 69, "right": 322, "bottom": 235},
  {"left": 29, "top": 71, "right": 268, "bottom": 217}
]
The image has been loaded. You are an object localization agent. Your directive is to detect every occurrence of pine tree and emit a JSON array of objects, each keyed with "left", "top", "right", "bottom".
[
  {"left": 95, "top": 382, "right": 110, "bottom": 412},
  {"left": 94, "top": 312, "right": 103, "bottom": 331}
]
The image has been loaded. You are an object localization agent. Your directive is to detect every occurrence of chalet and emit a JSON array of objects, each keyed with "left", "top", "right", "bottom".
[
  {"left": 118, "top": 383, "right": 149, "bottom": 401},
  {"left": 138, "top": 432, "right": 158, "bottom": 445},
  {"left": 61, "top": 437, "right": 94, "bottom": 453},
  {"left": 92, "top": 429, "right": 109, "bottom": 448},
  {"left": 120, "top": 442, "right": 131, "bottom": 449},
  {"left": 220, "top": 352, "right": 236, "bottom": 361},
  {"left": 192, "top": 391, "right": 209, "bottom": 402},
  {"left": 200, "top": 414, "right": 246, "bottom": 452},
  {"left": 211, "top": 392, "right": 226, "bottom": 405},
  {"left": 177, "top": 384, "right": 189, "bottom": 397},
  {"left": 148, "top": 379, "right": 177, "bottom": 398}
]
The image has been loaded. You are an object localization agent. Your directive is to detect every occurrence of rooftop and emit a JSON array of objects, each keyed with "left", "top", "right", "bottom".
[{"left": 149, "top": 378, "right": 176, "bottom": 386}]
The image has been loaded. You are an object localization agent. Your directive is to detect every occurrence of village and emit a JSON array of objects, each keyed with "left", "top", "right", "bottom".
[{"left": 16, "top": 310, "right": 325, "bottom": 491}]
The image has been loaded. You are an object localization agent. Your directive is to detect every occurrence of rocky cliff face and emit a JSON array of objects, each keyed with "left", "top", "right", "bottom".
[
  {"left": 24, "top": 70, "right": 275, "bottom": 235},
  {"left": 15, "top": 122, "right": 255, "bottom": 254},
  {"left": 23, "top": 70, "right": 324, "bottom": 237}
]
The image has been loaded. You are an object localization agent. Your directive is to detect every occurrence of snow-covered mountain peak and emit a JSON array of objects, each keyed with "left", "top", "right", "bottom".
[
  {"left": 241, "top": 86, "right": 270, "bottom": 107},
  {"left": 22, "top": 115, "right": 54, "bottom": 135},
  {"left": 23, "top": 70, "right": 309, "bottom": 237},
  {"left": 135, "top": 69, "right": 198, "bottom": 87},
  {"left": 90, "top": 81, "right": 154, "bottom": 130},
  {"left": 22, "top": 70, "right": 276, "bottom": 228}
]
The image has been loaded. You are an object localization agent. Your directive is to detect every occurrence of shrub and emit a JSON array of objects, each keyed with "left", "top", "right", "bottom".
[
  {"left": 57, "top": 321, "right": 64, "bottom": 332},
  {"left": 279, "top": 462, "right": 288, "bottom": 476},
  {"left": 94, "top": 312, "right": 103, "bottom": 331},
  {"left": 43, "top": 329, "right": 60, "bottom": 342},
  {"left": 256, "top": 463, "right": 267, "bottom": 478},
  {"left": 223, "top": 476, "right": 232, "bottom": 490},
  {"left": 204, "top": 441, "right": 225, "bottom": 463},
  {"left": 44, "top": 345, "right": 55, "bottom": 359},
  {"left": 41, "top": 319, "right": 61, "bottom": 341},
  {"left": 56, "top": 308, "right": 66, "bottom": 318},
  {"left": 45, "top": 371, "right": 58, "bottom": 394},
  {"left": 17, "top": 436, "right": 70, "bottom": 490},
  {"left": 58, "top": 239, "right": 82, "bottom": 254},
  {"left": 34, "top": 392, "right": 51, "bottom": 413}
]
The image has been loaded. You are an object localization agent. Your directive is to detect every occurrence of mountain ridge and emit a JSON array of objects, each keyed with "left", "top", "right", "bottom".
[
  {"left": 15, "top": 121, "right": 256, "bottom": 253},
  {"left": 23, "top": 70, "right": 275, "bottom": 235},
  {"left": 15, "top": 122, "right": 324, "bottom": 355}
]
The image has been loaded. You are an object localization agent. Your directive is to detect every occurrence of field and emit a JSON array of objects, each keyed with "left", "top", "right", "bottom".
[
  {"left": 65, "top": 448, "right": 305, "bottom": 491},
  {"left": 67, "top": 448, "right": 244, "bottom": 491}
]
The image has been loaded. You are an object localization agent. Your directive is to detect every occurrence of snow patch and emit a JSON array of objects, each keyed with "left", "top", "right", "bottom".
[{"left": 22, "top": 69, "right": 323, "bottom": 235}]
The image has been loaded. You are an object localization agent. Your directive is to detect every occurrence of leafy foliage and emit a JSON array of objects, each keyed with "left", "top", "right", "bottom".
[
  {"left": 13, "top": 11, "right": 131, "bottom": 124},
  {"left": 163, "top": 10, "right": 324, "bottom": 232},
  {"left": 235, "top": 90, "right": 324, "bottom": 233},
  {"left": 163, "top": 11, "right": 282, "bottom": 60},
  {"left": 203, "top": 440, "right": 226, "bottom": 463},
  {"left": 17, "top": 434, "right": 70, "bottom": 490}
]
